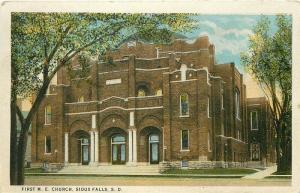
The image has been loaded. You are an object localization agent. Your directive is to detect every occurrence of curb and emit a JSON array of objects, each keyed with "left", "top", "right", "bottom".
[{"left": 25, "top": 173, "right": 245, "bottom": 178}]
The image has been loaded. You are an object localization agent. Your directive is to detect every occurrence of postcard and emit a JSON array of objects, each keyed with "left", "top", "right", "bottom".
[{"left": 0, "top": 1, "right": 299, "bottom": 193}]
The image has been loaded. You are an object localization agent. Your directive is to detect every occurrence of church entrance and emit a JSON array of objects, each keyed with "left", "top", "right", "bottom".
[
  {"left": 70, "top": 130, "right": 90, "bottom": 164},
  {"left": 111, "top": 134, "right": 126, "bottom": 164},
  {"left": 149, "top": 134, "right": 159, "bottom": 164},
  {"left": 80, "top": 138, "right": 89, "bottom": 165}
]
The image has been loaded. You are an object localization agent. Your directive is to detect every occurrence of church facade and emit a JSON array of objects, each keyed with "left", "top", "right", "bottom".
[{"left": 31, "top": 36, "right": 274, "bottom": 169}]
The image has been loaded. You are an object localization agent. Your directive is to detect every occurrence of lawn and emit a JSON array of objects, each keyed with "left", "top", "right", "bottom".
[
  {"left": 272, "top": 170, "right": 291, "bottom": 175},
  {"left": 24, "top": 167, "right": 45, "bottom": 173},
  {"left": 163, "top": 168, "right": 257, "bottom": 175}
]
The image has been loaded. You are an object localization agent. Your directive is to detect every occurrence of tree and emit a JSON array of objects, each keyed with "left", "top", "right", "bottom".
[
  {"left": 11, "top": 13, "right": 197, "bottom": 185},
  {"left": 241, "top": 15, "right": 292, "bottom": 172}
]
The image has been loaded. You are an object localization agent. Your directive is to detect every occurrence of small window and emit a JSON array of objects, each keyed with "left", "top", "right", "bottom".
[
  {"left": 235, "top": 89, "right": 240, "bottom": 119},
  {"left": 45, "top": 105, "right": 51, "bottom": 125},
  {"left": 78, "top": 96, "right": 84, "bottom": 102},
  {"left": 45, "top": 136, "right": 51, "bottom": 154},
  {"left": 156, "top": 89, "right": 162, "bottom": 96},
  {"left": 137, "top": 89, "right": 146, "bottom": 97},
  {"left": 181, "top": 160, "right": 189, "bottom": 168},
  {"left": 181, "top": 130, "right": 189, "bottom": 150},
  {"left": 180, "top": 94, "right": 189, "bottom": 116},
  {"left": 251, "top": 111, "right": 258, "bottom": 130}
]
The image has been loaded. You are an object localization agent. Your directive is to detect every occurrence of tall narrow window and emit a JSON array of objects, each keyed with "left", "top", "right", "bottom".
[
  {"left": 221, "top": 91, "right": 224, "bottom": 109},
  {"left": 221, "top": 120, "right": 225, "bottom": 135},
  {"left": 251, "top": 111, "right": 258, "bottom": 130},
  {"left": 45, "top": 105, "right": 51, "bottom": 125},
  {"left": 235, "top": 89, "right": 240, "bottom": 119},
  {"left": 45, "top": 136, "right": 51, "bottom": 153},
  {"left": 180, "top": 94, "right": 189, "bottom": 116},
  {"left": 181, "top": 130, "right": 189, "bottom": 150},
  {"left": 237, "top": 129, "right": 241, "bottom": 140},
  {"left": 207, "top": 132, "right": 212, "bottom": 152},
  {"left": 207, "top": 97, "right": 212, "bottom": 117}
]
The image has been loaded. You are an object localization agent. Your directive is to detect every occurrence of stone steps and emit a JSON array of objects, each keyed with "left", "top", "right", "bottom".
[{"left": 58, "top": 165, "right": 160, "bottom": 175}]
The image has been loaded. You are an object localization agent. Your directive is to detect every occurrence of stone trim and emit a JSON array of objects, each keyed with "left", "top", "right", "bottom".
[
  {"left": 65, "top": 106, "right": 163, "bottom": 116},
  {"left": 216, "top": 135, "right": 248, "bottom": 144},
  {"left": 135, "top": 67, "right": 169, "bottom": 71},
  {"left": 159, "top": 161, "right": 252, "bottom": 173},
  {"left": 136, "top": 57, "right": 168, "bottom": 60},
  {"left": 98, "top": 70, "right": 129, "bottom": 75}
]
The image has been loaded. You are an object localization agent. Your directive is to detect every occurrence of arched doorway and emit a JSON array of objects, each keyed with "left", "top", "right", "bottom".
[
  {"left": 111, "top": 134, "right": 126, "bottom": 164},
  {"left": 139, "top": 126, "right": 162, "bottom": 164},
  {"left": 101, "top": 127, "right": 127, "bottom": 164},
  {"left": 149, "top": 134, "right": 159, "bottom": 164},
  {"left": 70, "top": 130, "right": 90, "bottom": 165}
]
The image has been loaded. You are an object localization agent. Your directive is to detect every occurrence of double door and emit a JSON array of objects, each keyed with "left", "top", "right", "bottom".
[{"left": 112, "top": 143, "right": 126, "bottom": 164}]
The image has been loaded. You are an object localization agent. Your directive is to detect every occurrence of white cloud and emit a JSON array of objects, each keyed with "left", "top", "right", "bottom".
[
  {"left": 195, "top": 20, "right": 254, "bottom": 55},
  {"left": 198, "top": 31, "right": 249, "bottom": 55}
]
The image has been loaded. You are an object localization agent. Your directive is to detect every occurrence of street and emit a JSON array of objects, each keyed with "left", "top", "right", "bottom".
[{"left": 25, "top": 176, "right": 291, "bottom": 186}]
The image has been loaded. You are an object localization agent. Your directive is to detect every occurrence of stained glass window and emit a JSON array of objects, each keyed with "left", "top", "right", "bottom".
[{"left": 45, "top": 105, "right": 51, "bottom": 124}]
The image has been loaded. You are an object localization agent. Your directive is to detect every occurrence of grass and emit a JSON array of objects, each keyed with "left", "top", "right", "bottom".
[
  {"left": 163, "top": 168, "right": 257, "bottom": 175},
  {"left": 24, "top": 167, "right": 45, "bottom": 173},
  {"left": 272, "top": 171, "right": 291, "bottom": 175}
]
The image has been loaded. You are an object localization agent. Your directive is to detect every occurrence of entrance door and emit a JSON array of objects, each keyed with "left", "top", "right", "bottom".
[
  {"left": 149, "top": 134, "right": 159, "bottom": 164},
  {"left": 111, "top": 135, "right": 126, "bottom": 164},
  {"left": 81, "top": 138, "right": 89, "bottom": 165}
]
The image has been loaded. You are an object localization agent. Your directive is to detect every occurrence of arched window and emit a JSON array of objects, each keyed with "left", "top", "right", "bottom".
[
  {"left": 112, "top": 134, "right": 125, "bottom": 143},
  {"left": 78, "top": 96, "right": 84, "bottom": 102},
  {"left": 137, "top": 89, "right": 146, "bottom": 97},
  {"left": 45, "top": 105, "right": 52, "bottom": 125},
  {"left": 180, "top": 93, "right": 189, "bottom": 116},
  {"left": 156, "top": 89, "right": 162, "bottom": 96}
]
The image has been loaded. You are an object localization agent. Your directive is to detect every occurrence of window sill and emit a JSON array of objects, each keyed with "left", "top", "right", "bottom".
[
  {"left": 44, "top": 123, "right": 51, "bottom": 126},
  {"left": 179, "top": 115, "right": 190, "bottom": 118},
  {"left": 180, "top": 149, "right": 190, "bottom": 152},
  {"left": 44, "top": 153, "right": 52, "bottom": 155}
]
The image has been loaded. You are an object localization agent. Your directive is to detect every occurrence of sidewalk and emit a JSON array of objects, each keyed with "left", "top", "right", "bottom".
[{"left": 242, "top": 165, "right": 277, "bottom": 179}]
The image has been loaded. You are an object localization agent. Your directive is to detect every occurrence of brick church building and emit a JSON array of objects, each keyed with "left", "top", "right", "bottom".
[{"left": 31, "top": 36, "right": 276, "bottom": 169}]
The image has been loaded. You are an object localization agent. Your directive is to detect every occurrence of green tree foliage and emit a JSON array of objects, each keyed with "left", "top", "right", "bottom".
[
  {"left": 11, "top": 13, "right": 197, "bottom": 185},
  {"left": 241, "top": 15, "right": 292, "bottom": 172}
]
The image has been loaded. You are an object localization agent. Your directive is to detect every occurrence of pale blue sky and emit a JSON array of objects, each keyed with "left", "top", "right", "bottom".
[{"left": 182, "top": 15, "right": 278, "bottom": 73}]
